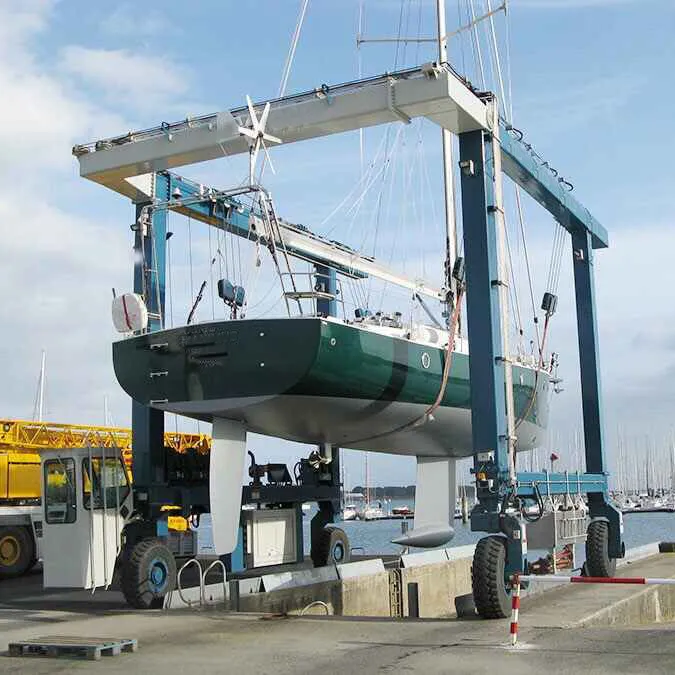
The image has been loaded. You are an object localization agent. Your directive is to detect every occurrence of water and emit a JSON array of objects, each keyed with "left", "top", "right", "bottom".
[{"left": 303, "top": 506, "right": 675, "bottom": 557}]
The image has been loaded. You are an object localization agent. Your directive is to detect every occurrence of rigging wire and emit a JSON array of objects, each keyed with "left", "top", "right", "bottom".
[
  {"left": 504, "top": 224, "right": 524, "bottom": 341},
  {"left": 514, "top": 187, "right": 541, "bottom": 351},
  {"left": 485, "top": 0, "right": 508, "bottom": 118},
  {"left": 167, "top": 213, "right": 174, "bottom": 328},
  {"left": 187, "top": 216, "right": 195, "bottom": 301},
  {"left": 208, "top": 225, "right": 215, "bottom": 320},
  {"left": 257, "top": 0, "right": 310, "bottom": 183},
  {"left": 503, "top": 0, "right": 515, "bottom": 123},
  {"left": 468, "top": 0, "right": 487, "bottom": 89}
]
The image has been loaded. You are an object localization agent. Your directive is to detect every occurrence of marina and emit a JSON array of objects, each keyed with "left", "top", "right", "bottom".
[{"left": 1, "top": 0, "right": 675, "bottom": 671}]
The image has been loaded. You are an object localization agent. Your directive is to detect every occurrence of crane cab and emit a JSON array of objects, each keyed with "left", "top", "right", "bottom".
[{"left": 40, "top": 447, "right": 132, "bottom": 589}]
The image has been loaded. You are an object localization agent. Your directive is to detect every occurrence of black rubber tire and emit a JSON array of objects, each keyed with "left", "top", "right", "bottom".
[
  {"left": 585, "top": 519, "right": 616, "bottom": 577},
  {"left": 472, "top": 535, "right": 511, "bottom": 619},
  {"left": 0, "top": 526, "right": 35, "bottom": 579},
  {"left": 311, "top": 526, "right": 351, "bottom": 567},
  {"left": 120, "top": 538, "right": 176, "bottom": 609}
]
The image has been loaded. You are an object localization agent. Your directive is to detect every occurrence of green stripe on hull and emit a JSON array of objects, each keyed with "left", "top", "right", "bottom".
[
  {"left": 293, "top": 320, "right": 546, "bottom": 427},
  {"left": 112, "top": 317, "right": 548, "bottom": 450}
]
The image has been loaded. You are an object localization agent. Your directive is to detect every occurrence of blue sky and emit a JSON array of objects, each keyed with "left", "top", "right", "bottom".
[{"left": 1, "top": 0, "right": 674, "bottom": 489}]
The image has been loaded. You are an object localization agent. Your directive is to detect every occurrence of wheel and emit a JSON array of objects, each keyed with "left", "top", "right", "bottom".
[
  {"left": 120, "top": 538, "right": 177, "bottom": 609},
  {"left": 311, "top": 526, "right": 351, "bottom": 567},
  {"left": 0, "top": 526, "right": 35, "bottom": 578},
  {"left": 472, "top": 535, "right": 511, "bottom": 619},
  {"left": 585, "top": 519, "right": 616, "bottom": 577}
]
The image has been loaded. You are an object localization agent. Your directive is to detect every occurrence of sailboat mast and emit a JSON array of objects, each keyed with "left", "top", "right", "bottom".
[{"left": 435, "top": 0, "right": 458, "bottom": 317}]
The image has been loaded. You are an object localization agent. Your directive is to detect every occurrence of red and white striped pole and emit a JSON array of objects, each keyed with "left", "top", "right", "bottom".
[
  {"left": 518, "top": 575, "right": 675, "bottom": 586},
  {"left": 509, "top": 576, "right": 521, "bottom": 646},
  {"left": 508, "top": 574, "right": 675, "bottom": 646}
]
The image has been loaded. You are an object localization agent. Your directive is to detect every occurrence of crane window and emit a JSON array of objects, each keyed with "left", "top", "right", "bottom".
[
  {"left": 82, "top": 457, "right": 130, "bottom": 510},
  {"left": 44, "top": 458, "right": 77, "bottom": 524}
]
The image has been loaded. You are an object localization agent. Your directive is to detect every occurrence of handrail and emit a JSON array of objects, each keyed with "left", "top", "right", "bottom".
[
  {"left": 202, "top": 559, "right": 228, "bottom": 607},
  {"left": 176, "top": 558, "right": 205, "bottom": 607}
]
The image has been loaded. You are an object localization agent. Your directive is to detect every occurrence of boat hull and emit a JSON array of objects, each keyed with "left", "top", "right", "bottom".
[{"left": 113, "top": 317, "right": 549, "bottom": 458}]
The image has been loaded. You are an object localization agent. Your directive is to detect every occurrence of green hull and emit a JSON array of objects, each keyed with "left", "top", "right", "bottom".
[{"left": 113, "top": 317, "right": 549, "bottom": 458}]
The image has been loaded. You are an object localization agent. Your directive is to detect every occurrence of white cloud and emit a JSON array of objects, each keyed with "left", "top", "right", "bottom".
[
  {"left": 0, "top": 1, "right": 197, "bottom": 429},
  {"left": 58, "top": 46, "right": 190, "bottom": 112},
  {"left": 0, "top": 190, "right": 133, "bottom": 425},
  {"left": 101, "top": 4, "right": 172, "bottom": 37}
]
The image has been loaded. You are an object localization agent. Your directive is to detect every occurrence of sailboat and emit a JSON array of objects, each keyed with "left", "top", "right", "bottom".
[{"left": 100, "top": 2, "right": 554, "bottom": 553}]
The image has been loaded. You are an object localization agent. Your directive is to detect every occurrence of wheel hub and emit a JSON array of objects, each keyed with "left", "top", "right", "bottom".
[
  {"left": 332, "top": 542, "right": 345, "bottom": 563},
  {"left": 148, "top": 558, "right": 168, "bottom": 592},
  {"left": 0, "top": 535, "right": 20, "bottom": 567}
]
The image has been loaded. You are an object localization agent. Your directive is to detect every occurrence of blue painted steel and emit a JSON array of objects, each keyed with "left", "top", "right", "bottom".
[
  {"left": 459, "top": 129, "right": 510, "bottom": 495},
  {"left": 571, "top": 229, "right": 606, "bottom": 475},
  {"left": 499, "top": 125, "right": 608, "bottom": 250},
  {"left": 131, "top": 173, "right": 167, "bottom": 492},
  {"left": 164, "top": 172, "right": 366, "bottom": 279},
  {"left": 314, "top": 264, "right": 337, "bottom": 317},
  {"left": 571, "top": 228, "right": 624, "bottom": 556},
  {"left": 461, "top": 123, "right": 623, "bottom": 576},
  {"left": 515, "top": 472, "right": 607, "bottom": 497}
]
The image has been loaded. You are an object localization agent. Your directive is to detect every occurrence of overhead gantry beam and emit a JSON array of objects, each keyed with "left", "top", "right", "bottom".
[
  {"left": 74, "top": 64, "right": 487, "bottom": 199},
  {"left": 74, "top": 61, "right": 607, "bottom": 250}
]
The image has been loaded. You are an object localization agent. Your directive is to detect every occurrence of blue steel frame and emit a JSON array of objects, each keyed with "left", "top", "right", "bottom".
[
  {"left": 459, "top": 119, "right": 623, "bottom": 574},
  {"left": 130, "top": 172, "right": 343, "bottom": 542},
  {"left": 131, "top": 172, "right": 168, "bottom": 508}
]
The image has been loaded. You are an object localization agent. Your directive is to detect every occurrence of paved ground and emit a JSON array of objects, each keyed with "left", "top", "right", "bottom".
[
  {"left": 0, "top": 607, "right": 674, "bottom": 675},
  {"left": 1, "top": 557, "right": 675, "bottom": 674}
]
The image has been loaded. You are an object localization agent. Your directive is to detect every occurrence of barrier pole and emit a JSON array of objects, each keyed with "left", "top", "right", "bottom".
[
  {"left": 510, "top": 577, "right": 521, "bottom": 646},
  {"left": 508, "top": 574, "right": 675, "bottom": 646}
]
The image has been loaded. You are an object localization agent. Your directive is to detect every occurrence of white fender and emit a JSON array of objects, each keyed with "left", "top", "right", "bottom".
[{"left": 210, "top": 418, "right": 247, "bottom": 554}]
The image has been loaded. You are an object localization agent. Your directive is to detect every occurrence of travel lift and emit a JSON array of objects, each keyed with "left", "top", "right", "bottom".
[{"left": 55, "top": 60, "right": 623, "bottom": 614}]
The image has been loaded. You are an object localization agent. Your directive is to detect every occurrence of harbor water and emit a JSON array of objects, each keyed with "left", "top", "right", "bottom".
[{"left": 303, "top": 503, "right": 675, "bottom": 557}]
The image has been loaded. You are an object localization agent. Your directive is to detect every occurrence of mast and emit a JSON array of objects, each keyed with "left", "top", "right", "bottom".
[{"left": 436, "top": 0, "right": 458, "bottom": 319}]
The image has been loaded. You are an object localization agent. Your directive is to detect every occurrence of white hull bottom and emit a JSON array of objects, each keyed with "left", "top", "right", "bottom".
[{"left": 156, "top": 394, "right": 543, "bottom": 459}]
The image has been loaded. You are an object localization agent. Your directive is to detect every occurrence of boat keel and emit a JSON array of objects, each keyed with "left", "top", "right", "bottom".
[
  {"left": 392, "top": 456, "right": 456, "bottom": 548},
  {"left": 209, "top": 417, "right": 247, "bottom": 554}
]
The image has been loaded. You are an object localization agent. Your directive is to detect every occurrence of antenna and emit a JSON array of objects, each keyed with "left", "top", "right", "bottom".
[{"left": 32, "top": 350, "right": 46, "bottom": 422}]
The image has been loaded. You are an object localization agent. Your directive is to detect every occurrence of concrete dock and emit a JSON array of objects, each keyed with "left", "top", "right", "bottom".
[{"left": 1, "top": 554, "right": 675, "bottom": 673}]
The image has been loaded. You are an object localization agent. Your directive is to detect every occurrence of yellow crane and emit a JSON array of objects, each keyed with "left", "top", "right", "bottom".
[
  {"left": 0, "top": 418, "right": 211, "bottom": 502},
  {"left": 0, "top": 418, "right": 211, "bottom": 578}
]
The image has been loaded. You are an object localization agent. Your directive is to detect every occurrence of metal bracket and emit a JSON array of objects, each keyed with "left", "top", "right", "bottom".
[{"left": 387, "top": 79, "right": 412, "bottom": 124}]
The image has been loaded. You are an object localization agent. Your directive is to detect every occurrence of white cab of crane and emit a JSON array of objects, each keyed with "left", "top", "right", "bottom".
[{"left": 40, "top": 447, "right": 132, "bottom": 589}]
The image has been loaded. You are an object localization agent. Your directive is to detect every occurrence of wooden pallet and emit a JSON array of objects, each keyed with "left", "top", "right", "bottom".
[{"left": 8, "top": 636, "right": 138, "bottom": 661}]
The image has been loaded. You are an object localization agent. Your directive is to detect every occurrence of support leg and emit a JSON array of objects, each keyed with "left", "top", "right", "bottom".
[{"left": 571, "top": 229, "right": 624, "bottom": 559}]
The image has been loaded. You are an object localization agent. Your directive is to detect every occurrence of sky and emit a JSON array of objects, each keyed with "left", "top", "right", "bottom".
[{"left": 1, "top": 0, "right": 674, "bottom": 490}]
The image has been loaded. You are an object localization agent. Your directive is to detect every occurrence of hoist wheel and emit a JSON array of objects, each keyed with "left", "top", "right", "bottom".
[
  {"left": 472, "top": 535, "right": 511, "bottom": 619},
  {"left": 0, "top": 526, "right": 35, "bottom": 578},
  {"left": 120, "top": 538, "right": 177, "bottom": 609},
  {"left": 311, "top": 526, "right": 351, "bottom": 567},
  {"left": 585, "top": 520, "right": 616, "bottom": 577}
]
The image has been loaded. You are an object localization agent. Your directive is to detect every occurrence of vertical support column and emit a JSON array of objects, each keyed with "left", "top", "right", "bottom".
[
  {"left": 312, "top": 264, "right": 339, "bottom": 562},
  {"left": 131, "top": 173, "right": 168, "bottom": 514},
  {"left": 459, "top": 128, "right": 509, "bottom": 522},
  {"left": 571, "top": 229, "right": 605, "bottom": 475},
  {"left": 571, "top": 229, "right": 623, "bottom": 557}
]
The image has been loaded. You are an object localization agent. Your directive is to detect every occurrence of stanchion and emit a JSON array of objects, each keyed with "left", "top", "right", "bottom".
[{"left": 508, "top": 574, "right": 675, "bottom": 646}]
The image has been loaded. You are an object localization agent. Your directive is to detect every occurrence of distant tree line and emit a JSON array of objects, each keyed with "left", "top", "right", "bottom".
[{"left": 350, "top": 485, "right": 476, "bottom": 499}]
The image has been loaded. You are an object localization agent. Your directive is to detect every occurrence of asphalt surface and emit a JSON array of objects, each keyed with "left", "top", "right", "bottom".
[{"left": 1, "top": 561, "right": 674, "bottom": 673}]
